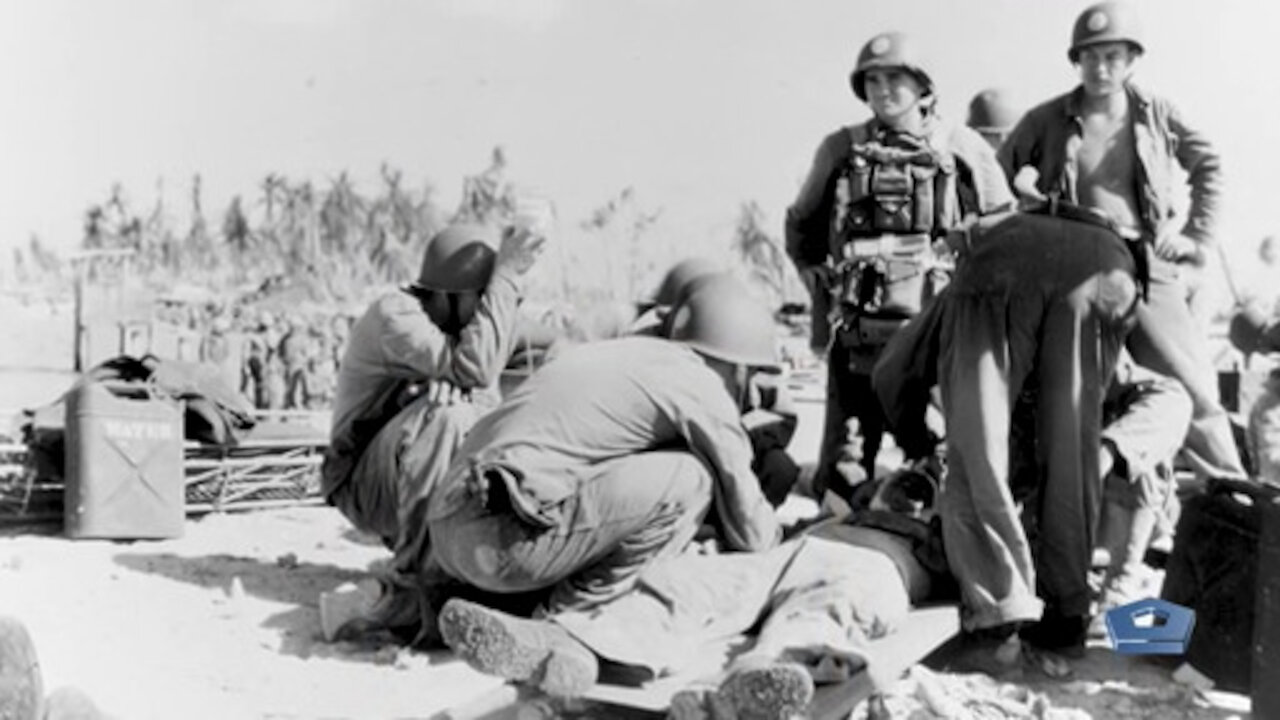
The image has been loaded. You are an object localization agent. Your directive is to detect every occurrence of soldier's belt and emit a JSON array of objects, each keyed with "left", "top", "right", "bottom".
[
  {"left": 838, "top": 314, "right": 911, "bottom": 349},
  {"left": 842, "top": 233, "right": 931, "bottom": 260}
]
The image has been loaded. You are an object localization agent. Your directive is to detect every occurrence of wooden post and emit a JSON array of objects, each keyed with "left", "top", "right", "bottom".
[
  {"left": 72, "top": 260, "right": 84, "bottom": 373},
  {"left": 66, "top": 248, "right": 135, "bottom": 373}
]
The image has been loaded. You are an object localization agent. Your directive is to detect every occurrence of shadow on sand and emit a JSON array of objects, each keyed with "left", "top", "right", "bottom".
[{"left": 110, "top": 551, "right": 462, "bottom": 666}]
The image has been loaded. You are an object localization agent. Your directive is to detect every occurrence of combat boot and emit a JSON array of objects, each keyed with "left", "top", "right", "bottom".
[{"left": 439, "top": 598, "right": 598, "bottom": 698}]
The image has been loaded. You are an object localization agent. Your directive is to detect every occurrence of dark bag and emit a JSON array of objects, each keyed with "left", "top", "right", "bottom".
[
  {"left": 1162, "top": 478, "right": 1278, "bottom": 693},
  {"left": 1254, "top": 486, "right": 1280, "bottom": 718}
]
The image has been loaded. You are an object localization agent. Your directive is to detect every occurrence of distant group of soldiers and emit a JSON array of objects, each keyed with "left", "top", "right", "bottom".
[
  {"left": 158, "top": 303, "right": 355, "bottom": 412},
  {"left": 307, "top": 3, "right": 1264, "bottom": 718}
]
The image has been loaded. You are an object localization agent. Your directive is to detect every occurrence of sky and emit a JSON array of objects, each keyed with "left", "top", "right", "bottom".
[{"left": 2, "top": 0, "right": 1278, "bottom": 272}]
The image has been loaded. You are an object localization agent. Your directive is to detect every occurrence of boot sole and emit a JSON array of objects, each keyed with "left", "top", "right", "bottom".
[
  {"left": 717, "top": 662, "right": 814, "bottom": 720},
  {"left": 438, "top": 599, "right": 596, "bottom": 698}
]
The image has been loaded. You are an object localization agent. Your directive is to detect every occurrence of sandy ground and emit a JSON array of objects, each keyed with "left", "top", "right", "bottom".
[{"left": 0, "top": 300, "right": 1257, "bottom": 720}]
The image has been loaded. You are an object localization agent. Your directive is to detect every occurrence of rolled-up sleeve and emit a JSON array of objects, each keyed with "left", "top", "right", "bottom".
[{"left": 672, "top": 382, "right": 782, "bottom": 552}]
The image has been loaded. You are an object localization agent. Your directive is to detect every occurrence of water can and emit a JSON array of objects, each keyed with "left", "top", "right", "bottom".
[{"left": 64, "top": 381, "right": 184, "bottom": 539}]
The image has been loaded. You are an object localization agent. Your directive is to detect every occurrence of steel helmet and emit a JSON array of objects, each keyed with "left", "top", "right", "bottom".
[
  {"left": 668, "top": 275, "right": 780, "bottom": 369},
  {"left": 850, "top": 31, "right": 934, "bottom": 102},
  {"left": 651, "top": 257, "right": 724, "bottom": 308},
  {"left": 1069, "top": 2, "right": 1145, "bottom": 62},
  {"left": 408, "top": 222, "right": 499, "bottom": 294},
  {"left": 967, "top": 88, "right": 1022, "bottom": 134},
  {"left": 1229, "top": 303, "right": 1272, "bottom": 355}
]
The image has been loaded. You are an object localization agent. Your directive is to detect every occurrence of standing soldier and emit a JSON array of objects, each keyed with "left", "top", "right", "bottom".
[
  {"left": 321, "top": 221, "right": 543, "bottom": 550},
  {"left": 966, "top": 88, "right": 1023, "bottom": 151},
  {"left": 1000, "top": 1, "right": 1247, "bottom": 488},
  {"left": 785, "top": 31, "right": 1013, "bottom": 504}
]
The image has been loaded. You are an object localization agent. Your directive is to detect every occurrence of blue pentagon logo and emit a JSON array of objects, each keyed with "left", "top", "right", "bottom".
[{"left": 1104, "top": 598, "right": 1195, "bottom": 655}]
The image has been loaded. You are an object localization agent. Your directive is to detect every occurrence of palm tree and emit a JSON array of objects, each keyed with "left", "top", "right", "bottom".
[{"left": 731, "top": 200, "right": 800, "bottom": 309}]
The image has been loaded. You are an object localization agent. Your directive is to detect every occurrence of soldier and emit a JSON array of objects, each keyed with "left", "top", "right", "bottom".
[
  {"left": 935, "top": 205, "right": 1138, "bottom": 658},
  {"left": 631, "top": 256, "right": 724, "bottom": 336},
  {"left": 1089, "top": 352, "right": 1192, "bottom": 635},
  {"left": 785, "top": 31, "right": 1013, "bottom": 505},
  {"left": 1228, "top": 303, "right": 1280, "bottom": 487},
  {"left": 1000, "top": 1, "right": 1247, "bottom": 485},
  {"left": 407, "top": 277, "right": 783, "bottom": 648},
  {"left": 320, "top": 221, "right": 543, "bottom": 549},
  {"left": 649, "top": 266, "right": 805, "bottom": 507},
  {"left": 966, "top": 87, "right": 1023, "bottom": 151}
]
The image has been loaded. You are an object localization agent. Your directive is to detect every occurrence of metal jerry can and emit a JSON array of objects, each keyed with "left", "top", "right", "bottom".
[{"left": 64, "top": 381, "right": 185, "bottom": 539}]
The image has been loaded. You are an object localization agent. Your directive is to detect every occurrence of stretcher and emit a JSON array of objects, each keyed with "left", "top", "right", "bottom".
[
  {"left": 432, "top": 604, "right": 960, "bottom": 720},
  {"left": 184, "top": 412, "right": 329, "bottom": 514},
  {"left": 0, "top": 411, "right": 329, "bottom": 524}
]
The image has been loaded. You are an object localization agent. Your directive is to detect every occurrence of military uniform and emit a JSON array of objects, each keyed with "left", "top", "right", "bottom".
[
  {"left": 786, "top": 80, "right": 1012, "bottom": 499},
  {"left": 321, "top": 226, "right": 523, "bottom": 549},
  {"left": 935, "top": 207, "right": 1137, "bottom": 630},
  {"left": 1089, "top": 353, "right": 1191, "bottom": 617},
  {"left": 423, "top": 336, "right": 782, "bottom": 612},
  {"left": 1000, "top": 29, "right": 1243, "bottom": 483}
]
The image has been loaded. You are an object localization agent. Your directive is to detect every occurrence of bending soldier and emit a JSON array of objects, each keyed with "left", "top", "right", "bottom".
[
  {"left": 785, "top": 30, "right": 1012, "bottom": 504},
  {"left": 935, "top": 206, "right": 1138, "bottom": 655}
]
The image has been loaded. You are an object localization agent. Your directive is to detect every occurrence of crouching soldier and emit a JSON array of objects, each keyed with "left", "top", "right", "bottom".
[
  {"left": 424, "top": 275, "right": 783, "bottom": 604},
  {"left": 321, "top": 221, "right": 543, "bottom": 549},
  {"left": 641, "top": 263, "right": 804, "bottom": 507},
  {"left": 1089, "top": 352, "right": 1192, "bottom": 634},
  {"left": 785, "top": 30, "right": 1012, "bottom": 505}
]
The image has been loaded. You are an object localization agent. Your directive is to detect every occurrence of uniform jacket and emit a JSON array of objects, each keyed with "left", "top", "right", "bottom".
[
  {"left": 998, "top": 83, "right": 1222, "bottom": 249},
  {"left": 785, "top": 115, "right": 1013, "bottom": 273},
  {"left": 321, "top": 271, "right": 522, "bottom": 498},
  {"left": 428, "top": 336, "right": 782, "bottom": 553},
  {"left": 785, "top": 115, "right": 1013, "bottom": 344}
]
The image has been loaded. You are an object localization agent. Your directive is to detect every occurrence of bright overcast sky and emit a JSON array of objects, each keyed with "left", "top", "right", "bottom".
[{"left": 1, "top": 0, "right": 1277, "bottom": 267}]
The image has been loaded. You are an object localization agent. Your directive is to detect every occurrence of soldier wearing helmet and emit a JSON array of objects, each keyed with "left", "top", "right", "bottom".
[
  {"left": 785, "top": 30, "right": 1013, "bottom": 506},
  {"left": 996, "top": 0, "right": 1241, "bottom": 653},
  {"left": 321, "top": 221, "right": 544, "bottom": 550},
  {"left": 344, "top": 274, "right": 785, "bottom": 654},
  {"left": 966, "top": 88, "right": 1023, "bottom": 151},
  {"left": 627, "top": 256, "right": 725, "bottom": 337}
]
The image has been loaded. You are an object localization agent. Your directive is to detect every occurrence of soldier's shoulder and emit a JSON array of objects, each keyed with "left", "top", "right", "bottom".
[
  {"left": 936, "top": 120, "right": 990, "bottom": 153},
  {"left": 816, "top": 124, "right": 860, "bottom": 152},
  {"left": 1005, "top": 91, "right": 1073, "bottom": 126}
]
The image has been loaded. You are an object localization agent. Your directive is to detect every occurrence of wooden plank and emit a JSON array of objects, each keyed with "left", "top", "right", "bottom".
[
  {"left": 807, "top": 604, "right": 959, "bottom": 720},
  {"left": 572, "top": 604, "right": 960, "bottom": 719}
]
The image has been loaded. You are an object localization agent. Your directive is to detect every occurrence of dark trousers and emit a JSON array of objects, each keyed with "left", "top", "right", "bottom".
[
  {"left": 938, "top": 213, "right": 1137, "bottom": 629},
  {"left": 817, "top": 342, "right": 883, "bottom": 501}
]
